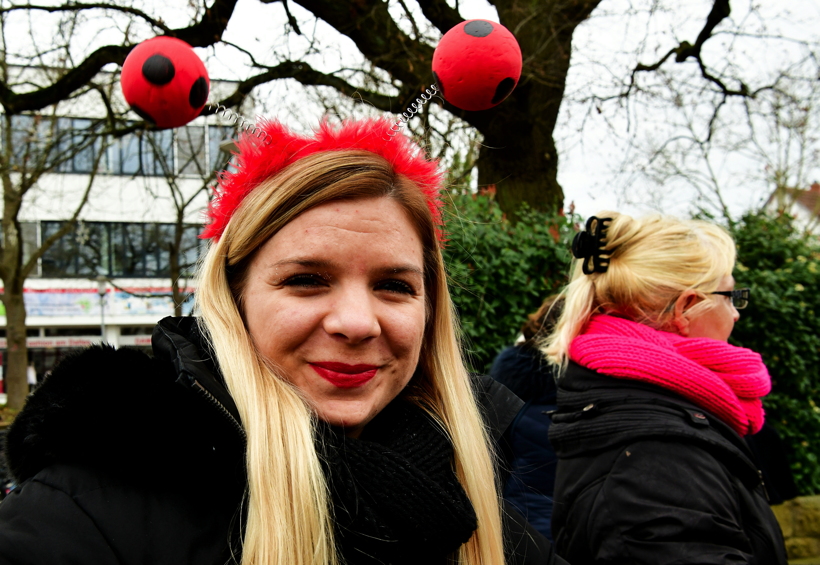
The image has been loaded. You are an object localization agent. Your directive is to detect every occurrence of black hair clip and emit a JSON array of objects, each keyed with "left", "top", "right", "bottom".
[{"left": 572, "top": 216, "right": 613, "bottom": 275}]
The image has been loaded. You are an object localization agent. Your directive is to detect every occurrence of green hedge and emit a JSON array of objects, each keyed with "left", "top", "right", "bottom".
[
  {"left": 442, "top": 193, "right": 576, "bottom": 373},
  {"left": 729, "top": 211, "right": 820, "bottom": 495}
]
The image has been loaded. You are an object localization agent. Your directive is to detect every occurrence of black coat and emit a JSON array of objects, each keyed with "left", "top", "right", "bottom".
[
  {"left": 549, "top": 362, "right": 788, "bottom": 565},
  {"left": 490, "top": 345, "right": 558, "bottom": 541},
  {"left": 0, "top": 317, "right": 562, "bottom": 565}
]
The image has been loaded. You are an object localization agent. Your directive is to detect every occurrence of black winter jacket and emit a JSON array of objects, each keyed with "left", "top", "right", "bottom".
[
  {"left": 549, "top": 362, "right": 787, "bottom": 565},
  {"left": 490, "top": 345, "right": 558, "bottom": 541},
  {"left": 0, "top": 317, "right": 562, "bottom": 565}
]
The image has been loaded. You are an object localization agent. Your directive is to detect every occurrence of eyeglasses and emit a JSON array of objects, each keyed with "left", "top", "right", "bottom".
[{"left": 710, "top": 288, "right": 750, "bottom": 310}]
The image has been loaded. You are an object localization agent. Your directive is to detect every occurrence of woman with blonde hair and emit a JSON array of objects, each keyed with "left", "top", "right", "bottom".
[
  {"left": 0, "top": 118, "right": 563, "bottom": 565},
  {"left": 545, "top": 213, "right": 787, "bottom": 564}
]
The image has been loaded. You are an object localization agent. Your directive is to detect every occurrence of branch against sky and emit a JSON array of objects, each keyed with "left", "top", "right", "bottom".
[{"left": 555, "top": 0, "right": 820, "bottom": 219}]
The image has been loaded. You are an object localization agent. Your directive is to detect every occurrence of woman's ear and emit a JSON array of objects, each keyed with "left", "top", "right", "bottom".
[{"left": 671, "top": 290, "right": 699, "bottom": 336}]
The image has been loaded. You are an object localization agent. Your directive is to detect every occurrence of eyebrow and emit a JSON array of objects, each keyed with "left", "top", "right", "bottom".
[{"left": 270, "top": 259, "right": 424, "bottom": 278}]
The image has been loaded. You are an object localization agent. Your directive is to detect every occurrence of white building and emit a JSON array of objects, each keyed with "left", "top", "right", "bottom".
[{"left": 1, "top": 70, "right": 241, "bottom": 381}]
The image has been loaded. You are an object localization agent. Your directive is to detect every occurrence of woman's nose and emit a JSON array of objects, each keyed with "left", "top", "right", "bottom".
[{"left": 323, "top": 286, "right": 381, "bottom": 343}]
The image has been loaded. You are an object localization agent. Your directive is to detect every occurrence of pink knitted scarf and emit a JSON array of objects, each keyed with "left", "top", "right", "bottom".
[{"left": 569, "top": 314, "right": 771, "bottom": 436}]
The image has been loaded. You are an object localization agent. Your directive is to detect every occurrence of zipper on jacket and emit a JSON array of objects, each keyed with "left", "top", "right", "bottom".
[{"left": 192, "top": 379, "right": 247, "bottom": 442}]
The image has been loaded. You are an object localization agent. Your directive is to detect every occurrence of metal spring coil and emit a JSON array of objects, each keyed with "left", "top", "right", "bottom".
[
  {"left": 384, "top": 84, "right": 440, "bottom": 140},
  {"left": 206, "top": 103, "right": 272, "bottom": 145}
]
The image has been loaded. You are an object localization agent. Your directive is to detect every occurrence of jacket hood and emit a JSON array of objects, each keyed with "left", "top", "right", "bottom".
[
  {"left": 489, "top": 345, "right": 557, "bottom": 403},
  {"left": 549, "top": 362, "right": 762, "bottom": 490},
  {"left": 5, "top": 317, "right": 245, "bottom": 485}
]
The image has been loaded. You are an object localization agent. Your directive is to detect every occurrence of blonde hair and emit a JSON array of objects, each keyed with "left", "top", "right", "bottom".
[
  {"left": 196, "top": 150, "right": 506, "bottom": 565},
  {"left": 544, "top": 212, "right": 736, "bottom": 370}
]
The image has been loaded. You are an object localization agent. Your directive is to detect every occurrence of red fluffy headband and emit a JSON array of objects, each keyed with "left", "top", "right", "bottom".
[{"left": 201, "top": 117, "right": 445, "bottom": 241}]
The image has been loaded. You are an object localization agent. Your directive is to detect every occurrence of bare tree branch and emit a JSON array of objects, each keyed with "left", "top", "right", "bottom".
[
  {"left": 284, "top": 0, "right": 433, "bottom": 87},
  {"left": 0, "top": 3, "right": 172, "bottom": 32},
  {"left": 202, "top": 61, "right": 397, "bottom": 114},
  {"left": 624, "top": 0, "right": 751, "bottom": 99},
  {"left": 416, "top": 0, "right": 462, "bottom": 35}
]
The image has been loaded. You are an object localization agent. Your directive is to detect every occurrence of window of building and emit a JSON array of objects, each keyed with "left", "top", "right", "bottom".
[
  {"left": 69, "top": 118, "right": 105, "bottom": 173},
  {"left": 177, "top": 125, "right": 207, "bottom": 176},
  {"left": 120, "top": 326, "right": 156, "bottom": 336},
  {"left": 10, "top": 114, "right": 62, "bottom": 171},
  {"left": 40, "top": 221, "right": 202, "bottom": 278},
  {"left": 44, "top": 327, "right": 101, "bottom": 337},
  {"left": 142, "top": 129, "right": 174, "bottom": 176},
  {"left": 4, "top": 114, "right": 236, "bottom": 179},
  {"left": 209, "top": 125, "right": 235, "bottom": 172}
]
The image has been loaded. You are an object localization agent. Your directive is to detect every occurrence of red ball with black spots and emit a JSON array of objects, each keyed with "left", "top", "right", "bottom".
[
  {"left": 121, "top": 36, "right": 210, "bottom": 129},
  {"left": 432, "top": 19, "right": 522, "bottom": 112}
]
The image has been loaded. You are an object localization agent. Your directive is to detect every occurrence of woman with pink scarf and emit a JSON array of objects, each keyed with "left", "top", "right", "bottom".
[{"left": 544, "top": 214, "right": 787, "bottom": 565}]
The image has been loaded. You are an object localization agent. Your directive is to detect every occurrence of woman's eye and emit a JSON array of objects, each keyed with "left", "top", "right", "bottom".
[
  {"left": 282, "top": 274, "right": 326, "bottom": 288},
  {"left": 376, "top": 279, "right": 416, "bottom": 295}
]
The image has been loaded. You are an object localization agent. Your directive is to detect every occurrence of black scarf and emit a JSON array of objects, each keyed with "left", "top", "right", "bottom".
[{"left": 318, "top": 399, "right": 478, "bottom": 564}]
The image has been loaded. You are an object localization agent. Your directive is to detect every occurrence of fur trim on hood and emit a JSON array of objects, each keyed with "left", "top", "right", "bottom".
[{"left": 5, "top": 337, "right": 243, "bottom": 488}]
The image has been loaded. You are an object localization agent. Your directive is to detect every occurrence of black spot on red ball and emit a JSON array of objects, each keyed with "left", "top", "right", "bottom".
[
  {"left": 129, "top": 103, "right": 157, "bottom": 125},
  {"left": 463, "top": 20, "right": 494, "bottom": 38},
  {"left": 142, "top": 54, "right": 175, "bottom": 86},
  {"left": 491, "top": 78, "right": 516, "bottom": 105},
  {"left": 189, "top": 77, "right": 208, "bottom": 108}
]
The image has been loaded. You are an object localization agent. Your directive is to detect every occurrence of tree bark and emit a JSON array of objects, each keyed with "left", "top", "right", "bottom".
[
  {"left": 464, "top": 0, "right": 603, "bottom": 218},
  {"left": 170, "top": 213, "right": 185, "bottom": 318},
  {"left": 3, "top": 288, "right": 28, "bottom": 409}
]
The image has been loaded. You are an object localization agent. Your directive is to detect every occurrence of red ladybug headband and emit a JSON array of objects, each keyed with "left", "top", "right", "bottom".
[{"left": 201, "top": 118, "right": 445, "bottom": 242}]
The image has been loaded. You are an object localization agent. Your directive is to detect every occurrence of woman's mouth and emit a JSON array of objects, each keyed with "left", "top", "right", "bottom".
[{"left": 310, "top": 362, "right": 379, "bottom": 388}]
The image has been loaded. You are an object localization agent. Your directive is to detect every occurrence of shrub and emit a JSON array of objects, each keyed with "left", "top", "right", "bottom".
[
  {"left": 442, "top": 192, "right": 576, "bottom": 373},
  {"left": 729, "top": 211, "right": 820, "bottom": 495}
]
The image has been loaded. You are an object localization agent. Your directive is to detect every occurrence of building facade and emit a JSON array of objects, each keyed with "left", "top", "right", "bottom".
[{"left": 1, "top": 110, "right": 234, "bottom": 387}]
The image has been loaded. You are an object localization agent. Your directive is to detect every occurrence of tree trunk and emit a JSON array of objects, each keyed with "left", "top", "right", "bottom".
[
  {"left": 170, "top": 217, "right": 185, "bottom": 318},
  {"left": 468, "top": 0, "right": 603, "bottom": 218},
  {"left": 475, "top": 92, "right": 565, "bottom": 218},
  {"left": 3, "top": 289, "right": 28, "bottom": 409}
]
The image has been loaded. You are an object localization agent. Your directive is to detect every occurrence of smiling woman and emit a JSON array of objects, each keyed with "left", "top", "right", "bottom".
[
  {"left": 241, "top": 197, "right": 426, "bottom": 437},
  {"left": 0, "top": 118, "right": 565, "bottom": 565}
]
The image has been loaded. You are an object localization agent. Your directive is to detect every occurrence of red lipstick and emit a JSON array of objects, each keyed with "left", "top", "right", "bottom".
[{"left": 310, "top": 362, "right": 379, "bottom": 388}]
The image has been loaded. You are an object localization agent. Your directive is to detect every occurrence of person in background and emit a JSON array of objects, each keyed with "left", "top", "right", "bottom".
[
  {"left": 490, "top": 295, "right": 562, "bottom": 540},
  {"left": 25, "top": 364, "right": 37, "bottom": 393},
  {"left": 544, "top": 213, "right": 787, "bottom": 565},
  {"left": 0, "top": 118, "right": 564, "bottom": 565}
]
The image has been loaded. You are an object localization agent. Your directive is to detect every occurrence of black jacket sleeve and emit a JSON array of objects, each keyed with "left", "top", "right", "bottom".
[
  {"left": 0, "top": 473, "right": 120, "bottom": 565},
  {"left": 561, "top": 439, "right": 756, "bottom": 565}
]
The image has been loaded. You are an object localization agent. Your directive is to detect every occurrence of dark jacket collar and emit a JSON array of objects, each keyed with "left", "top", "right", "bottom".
[{"left": 152, "top": 316, "right": 243, "bottom": 435}]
